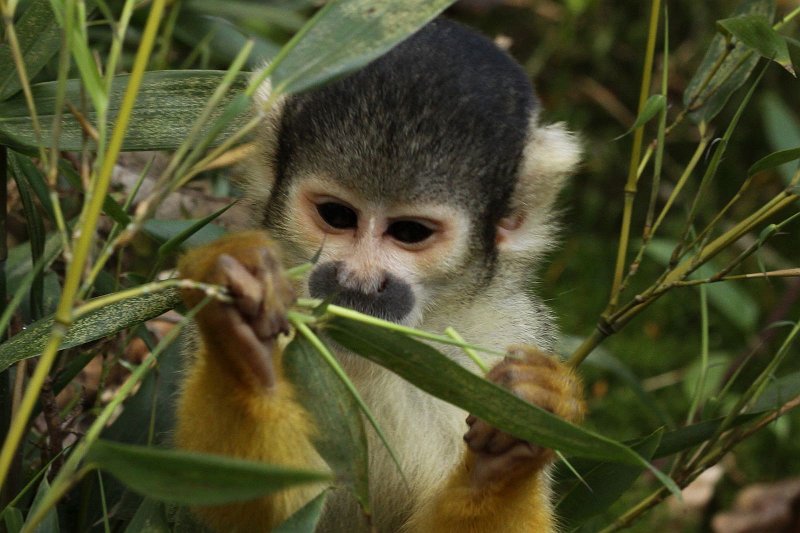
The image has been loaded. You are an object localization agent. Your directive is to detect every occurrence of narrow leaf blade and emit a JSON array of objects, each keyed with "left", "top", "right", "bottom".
[
  {"left": 683, "top": 0, "right": 775, "bottom": 123},
  {"left": 614, "top": 94, "right": 666, "bottom": 140},
  {"left": 326, "top": 317, "right": 640, "bottom": 465},
  {"left": 557, "top": 430, "right": 663, "bottom": 527},
  {"left": 718, "top": 14, "right": 795, "bottom": 75},
  {"left": 283, "top": 337, "right": 370, "bottom": 511},
  {"left": 0, "top": 0, "right": 62, "bottom": 100},
  {"left": 86, "top": 440, "right": 330, "bottom": 506},
  {"left": 272, "top": 0, "right": 457, "bottom": 94},
  {"left": 0, "top": 71, "right": 249, "bottom": 151},
  {"left": 0, "top": 288, "right": 182, "bottom": 372},
  {"left": 748, "top": 146, "right": 800, "bottom": 175}
]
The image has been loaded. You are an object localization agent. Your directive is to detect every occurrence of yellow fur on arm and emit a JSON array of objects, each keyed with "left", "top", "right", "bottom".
[
  {"left": 407, "top": 452, "right": 553, "bottom": 533},
  {"left": 175, "top": 345, "right": 326, "bottom": 532}
]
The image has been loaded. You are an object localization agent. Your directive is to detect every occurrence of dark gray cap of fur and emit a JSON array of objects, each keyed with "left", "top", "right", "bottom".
[{"left": 274, "top": 19, "right": 537, "bottom": 226}]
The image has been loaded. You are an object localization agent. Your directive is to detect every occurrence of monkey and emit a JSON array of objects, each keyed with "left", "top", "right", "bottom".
[{"left": 175, "top": 18, "right": 584, "bottom": 532}]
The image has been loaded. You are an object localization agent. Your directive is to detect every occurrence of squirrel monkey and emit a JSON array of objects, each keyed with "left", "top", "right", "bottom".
[{"left": 176, "top": 19, "right": 584, "bottom": 532}]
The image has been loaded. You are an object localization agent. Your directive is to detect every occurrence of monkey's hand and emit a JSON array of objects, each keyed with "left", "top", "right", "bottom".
[
  {"left": 176, "top": 232, "right": 323, "bottom": 532},
  {"left": 179, "top": 231, "right": 295, "bottom": 390},
  {"left": 464, "top": 345, "right": 585, "bottom": 489},
  {"left": 408, "top": 346, "right": 584, "bottom": 532}
]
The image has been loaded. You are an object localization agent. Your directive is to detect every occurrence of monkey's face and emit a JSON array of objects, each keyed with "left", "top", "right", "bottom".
[{"left": 274, "top": 175, "right": 473, "bottom": 327}]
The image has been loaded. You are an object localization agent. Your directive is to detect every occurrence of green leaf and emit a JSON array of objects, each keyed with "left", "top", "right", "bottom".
[
  {"left": 748, "top": 146, "right": 800, "bottom": 175},
  {"left": 6, "top": 233, "right": 61, "bottom": 289},
  {"left": 173, "top": 11, "right": 281, "bottom": 68},
  {"left": 614, "top": 94, "right": 666, "bottom": 140},
  {"left": 144, "top": 215, "right": 229, "bottom": 252},
  {"left": 185, "top": 0, "right": 307, "bottom": 33},
  {"left": 327, "top": 318, "right": 639, "bottom": 465},
  {"left": 760, "top": 92, "right": 800, "bottom": 184},
  {"left": 717, "top": 14, "right": 795, "bottom": 76},
  {"left": 271, "top": 0, "right": 457, "bottom": 95},
  {"left": 283, "top": 337, "right": 370, "bottom": 511},
  {"left": 8, "top": 153, "right": 47, "bottom": 319},
  {"left": 59, "top": 160, "right": 131, "bottom": 225},
  {"left": 0, "top": 288, "right": 181, "bottom": 373},
  {"left": 751, "top": 371, "right": 800, "bottom": 412},
  {"left": 273, "top": 491, "right": 328, "bottom": 533},
  {"left": 0, "top": 0, "right": 62, "bottom": 100},
  {"left": 25, "top": 478, "right": 60, "bottom": 533},
  {"left": 85, "top": 440, "right": 330, "bottom": 506},
  {"left": 101, "top": 327, "right": 181, "bottom": 446},
  {"left": 326, "top": 318, "right": 682, "bottom": 497},
  {"left": 557, "top": 430, "right": 663, "bottom": 527},
  {"left": 8, "top": 151, "right": 55, "bottom": 220},
  {"left": 684, "top": 0, "right": 775, "bottom": 123},
  {"left": 2, "top": 507, "right": 24, "bottom": 533},
  {"left": 653, "top": 413, "right": 759, "bottom": 459},
  {"left": 0, "top": 71, "right": 249, "bottom": 151},
  {"left": 124, "top": 499, "right": 170, "bottom": 533}
]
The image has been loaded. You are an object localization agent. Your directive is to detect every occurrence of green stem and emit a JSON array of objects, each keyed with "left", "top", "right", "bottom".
[
  {"left": 609, "top": 0, "right": 662, "bottom": 308},
  {"left": 0, "top": 0, "right": 167, "bottom": 490},
  {"left": 22, "top": 297, "right": 208, "bottom": 532}
]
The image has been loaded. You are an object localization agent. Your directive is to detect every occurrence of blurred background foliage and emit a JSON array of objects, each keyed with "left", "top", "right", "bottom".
[{"left": 461, "top": 1, "right": 800, "bottom": 530}]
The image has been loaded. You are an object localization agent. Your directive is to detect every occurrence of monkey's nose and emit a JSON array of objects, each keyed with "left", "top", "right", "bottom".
[{"left": 308, "top": 261, "right": 414, "bottom": 322}]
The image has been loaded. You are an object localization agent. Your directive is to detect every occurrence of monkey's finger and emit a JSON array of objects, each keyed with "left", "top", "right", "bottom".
[
  {"left": 484, "top": 430, "right": 519, "bottom": 455},
  {"left": 470, "top": 441, "right": 538, "bottom": 488},
  {"left": 222, "top": 305, "right": 276, "bottom": 388},
  {"left": 217, "top": 254, "right": 263, "bottom": 318},
  {"left": 464, "top": 419, "right": 498, "bottom": 452},
  {"left": 251, "top": 305, "right": 291, "bottom": 342}
]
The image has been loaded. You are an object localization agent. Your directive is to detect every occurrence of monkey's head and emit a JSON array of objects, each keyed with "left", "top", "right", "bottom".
[{"left": 242, "top": 19, "right": 580, "bottom": 327}]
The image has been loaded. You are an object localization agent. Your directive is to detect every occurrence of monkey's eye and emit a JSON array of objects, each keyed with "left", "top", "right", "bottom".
[
  {"left": 387, "top": 220, "right": 435, "bottom": 245},
  {"left": 317, "top": 202, "right": 358, "bottom": 230}
]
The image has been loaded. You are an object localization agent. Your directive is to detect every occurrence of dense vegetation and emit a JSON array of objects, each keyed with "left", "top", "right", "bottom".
[{"left": 0, "top": 0, "right": 798, "bottom": 531}]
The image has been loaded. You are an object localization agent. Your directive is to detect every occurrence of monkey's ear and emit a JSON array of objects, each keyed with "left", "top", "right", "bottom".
[
  {"left": 238, "top": 74, "right": 287, "bottom": 208},
  {"left": 496, "top": 117, "right": 581, "bottom": 256}
]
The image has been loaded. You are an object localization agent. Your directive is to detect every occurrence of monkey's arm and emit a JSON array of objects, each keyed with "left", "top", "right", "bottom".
[
  {"left": 175, "top": 231, "right": 325, "bottom": 532},
  {"left": 408, "top": 347, "right": 585, "bottom": 532}
]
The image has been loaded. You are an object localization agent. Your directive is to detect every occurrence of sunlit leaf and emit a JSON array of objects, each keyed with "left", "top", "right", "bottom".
[
  {"left": 85, "top": 440, "right": 330, "bottom": 505},
  {"left": 0, "top": 71, "right": 249, "bottom": 151},
  {"left": 0, "top": 288, "right": 181, "bottom": 372},
  {"left": 271, "top": 0, "right": 457, "bottom": 94}
]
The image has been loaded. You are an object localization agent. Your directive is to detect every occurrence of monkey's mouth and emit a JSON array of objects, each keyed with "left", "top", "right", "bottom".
[{"left": 307, "top": 263, "right": 415, "bottom": 323}]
